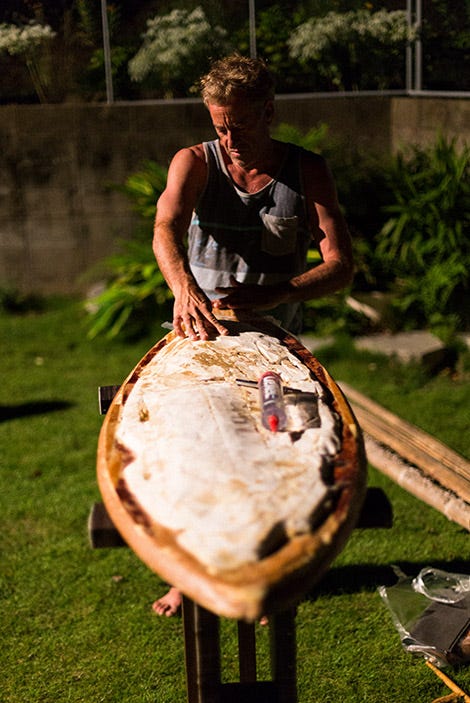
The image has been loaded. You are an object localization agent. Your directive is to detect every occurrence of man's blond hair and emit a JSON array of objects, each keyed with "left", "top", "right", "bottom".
[{"left": 200, "top": 54, "right": 275, "bottom": 107}]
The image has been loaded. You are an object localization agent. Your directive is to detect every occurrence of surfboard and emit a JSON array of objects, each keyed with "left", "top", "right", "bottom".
[{"left": 97, "top": 311, "right": 367, "bottom": 621}]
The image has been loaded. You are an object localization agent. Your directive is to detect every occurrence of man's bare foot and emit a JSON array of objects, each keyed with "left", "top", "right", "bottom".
[
  {"left": 152, "top": 587, "right": 182, "bottom": 617},
  {"left": 152, "top": 586, "right": 267, "bottom": 624}
]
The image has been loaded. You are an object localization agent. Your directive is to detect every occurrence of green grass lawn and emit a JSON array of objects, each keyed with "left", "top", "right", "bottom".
[{"left": 1, "top": 299, "right": 469, "bottom": 703}]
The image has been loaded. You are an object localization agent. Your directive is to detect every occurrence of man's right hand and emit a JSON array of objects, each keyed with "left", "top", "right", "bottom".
[{"left": 173, "top": 283, "right": 230, "bottom": 341}]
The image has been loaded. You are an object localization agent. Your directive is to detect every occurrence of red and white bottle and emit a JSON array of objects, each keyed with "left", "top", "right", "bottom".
[{"left": 258, "top": 371, "right": 287, "bottom": 432}]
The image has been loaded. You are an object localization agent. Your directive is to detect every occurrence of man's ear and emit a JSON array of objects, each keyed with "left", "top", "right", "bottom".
[{"left": 264, "top": 100, "right": 275, "bottom": 125}]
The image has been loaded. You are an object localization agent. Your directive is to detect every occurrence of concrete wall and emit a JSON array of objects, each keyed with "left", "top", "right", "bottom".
[
  {"left": 0, "top": 96, "right": 468, "bottom": 294},
  {"left": 390, "top": 96, "right": 470, "bottom": 149}
]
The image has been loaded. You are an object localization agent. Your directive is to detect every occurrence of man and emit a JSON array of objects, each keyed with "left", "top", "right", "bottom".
[{"left": 152, "top": 54, "right": 353, "bottom": 616}]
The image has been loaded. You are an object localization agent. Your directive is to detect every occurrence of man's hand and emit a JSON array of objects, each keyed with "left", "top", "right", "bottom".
[
  {"left": 213, "top": 276, "right": 290, "bottom": 311},
  {"left": 173, "top": 283, "right": 230, "bottom": 341}
]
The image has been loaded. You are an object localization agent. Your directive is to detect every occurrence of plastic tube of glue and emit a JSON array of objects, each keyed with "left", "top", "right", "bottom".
[{"left": 258, "top": 371, "right": 287, "bottom": 432}]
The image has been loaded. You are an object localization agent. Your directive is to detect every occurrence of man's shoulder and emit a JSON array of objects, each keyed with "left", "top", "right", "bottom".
[
  {"left": 174, "top": 143, "right": 206, "bottom": 162},
  {"left": 169, "top": 144, "right": 209, "bottom": 179},
  {"left": 279, "top": 141, "right": 325, "bottom": 167},
  {"left": 293, "top": 146, "right": 328, "bottom": 180}
]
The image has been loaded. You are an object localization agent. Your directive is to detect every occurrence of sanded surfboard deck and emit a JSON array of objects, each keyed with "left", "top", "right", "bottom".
[{"left": 97, "top": 311, "right": 367, "bottom": 620}]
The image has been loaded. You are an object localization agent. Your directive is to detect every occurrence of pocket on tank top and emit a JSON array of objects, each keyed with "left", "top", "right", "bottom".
[{"left": 261, "top": 214, "right": 298, "bottom": 256}]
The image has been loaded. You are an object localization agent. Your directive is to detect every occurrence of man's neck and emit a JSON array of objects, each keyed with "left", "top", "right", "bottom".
[{"left": 223, "top": 140, "right": 287, "bottom": 193}]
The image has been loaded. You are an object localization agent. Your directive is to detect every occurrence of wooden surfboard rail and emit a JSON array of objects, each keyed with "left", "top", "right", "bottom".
[{"left": 339, "top": 382, "right": 470, "bottom": 529}]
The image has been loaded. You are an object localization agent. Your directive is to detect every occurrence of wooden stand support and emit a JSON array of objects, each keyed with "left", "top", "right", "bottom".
[
  {"left": 88, "top": 485, "right": 392, "bottom": 550},
  {"left": 182, "top": 597, "right": 297, "bottom": 703}
]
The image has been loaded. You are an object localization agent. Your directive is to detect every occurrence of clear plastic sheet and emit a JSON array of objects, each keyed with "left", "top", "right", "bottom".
[{"left": 379, "top": 567, "right": 470, "bottom": 668}]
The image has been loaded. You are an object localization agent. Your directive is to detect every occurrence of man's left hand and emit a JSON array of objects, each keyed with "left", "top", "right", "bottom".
[{"left": 213, "top": 276, "right": 289, "bottom": 311}]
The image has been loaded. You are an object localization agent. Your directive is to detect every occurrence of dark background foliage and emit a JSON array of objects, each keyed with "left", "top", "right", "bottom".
[{"left": 1, "top": 0, "right": 468, "bottom": 102}]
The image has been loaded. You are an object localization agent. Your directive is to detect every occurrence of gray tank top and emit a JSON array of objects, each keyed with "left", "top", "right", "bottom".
[{"left": 187, "top": 140, "right": 312, "bottom": 333}]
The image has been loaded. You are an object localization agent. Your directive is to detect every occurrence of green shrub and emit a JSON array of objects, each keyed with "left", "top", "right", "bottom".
[
  {"left": 377, "top": 134, "right": 470, "bottom": 337},
  {"left": 86, "top": 161, "right": 170, "bottom": 340},
  {"left": 273, "top": 121, "right": 329, "bottom": 152},
  {"left": 86, "top": 242, "right": 172, "bottom": 340},
  {"left": 115, "top": 160, "right": 168, "bottom": 223}
]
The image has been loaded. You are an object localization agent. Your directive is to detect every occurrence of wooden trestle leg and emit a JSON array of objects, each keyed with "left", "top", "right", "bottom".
[
  {"left": 182, "top": 596, "right": 297, "bottom": 703},
  {"left": 270, "top": 608, "right": 298, "bottom": 703},
  {"left": 182, "top": 597, "right": 221, "bottom": 703},
  {"left": 237, "top": 620, "right": 257, "bottom": 683}
]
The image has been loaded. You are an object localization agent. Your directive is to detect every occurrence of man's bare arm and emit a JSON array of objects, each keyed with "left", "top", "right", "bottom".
[
  {"left": 153, "top": 147, "right": 229, "bottom": 340},
  {"left": 290, "top": 152, "right": 354, "bottom": 299}
]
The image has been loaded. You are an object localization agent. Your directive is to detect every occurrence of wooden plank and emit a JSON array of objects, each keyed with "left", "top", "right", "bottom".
[
  {"left": 363, "top": 435, "right": 470, "bottom": 531},
  {"left": 182, "top": 597, "right": 221, "bottom": 703},
  {"left": 340, "top": 382, "right": 470, "bottom": 503},
  {"left": 87, "top": 501, "right": 126, "bottom": 548},
  {"left": 270, "top": 608, "right": 297, "bottom": 703},
  {"left": 98, "top": 385, "right": 121, "bottom": 415},
  {"left": 340, "top": 383, "right": 470, "bottom": 478},
  {"left": 426, "top": 661, "right": 470, "bottom": 703},
  {"left": 237, "top": 622, "right": 257, "bottom": 683},
  {"left": 220, "top": 682, "right": 277, "bottom": 702},
  {"left": 353, "top": 407, "right": 470, "bottom": 499}
]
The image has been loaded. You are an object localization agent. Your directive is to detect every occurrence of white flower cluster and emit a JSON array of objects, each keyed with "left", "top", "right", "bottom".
[
  {"left": 289, "top": 9, "right": 413, "bottom": 62},
  {"left": 0, "top": 21, "right": 56, "bottom": 57},
  {"left": 129, "top": 7, "right": 227, "bottom": 82}
]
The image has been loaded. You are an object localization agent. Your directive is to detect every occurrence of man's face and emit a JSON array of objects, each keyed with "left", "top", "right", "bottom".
[{"left": 208, "top": 97, "right": 274, "bottom": 169}]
